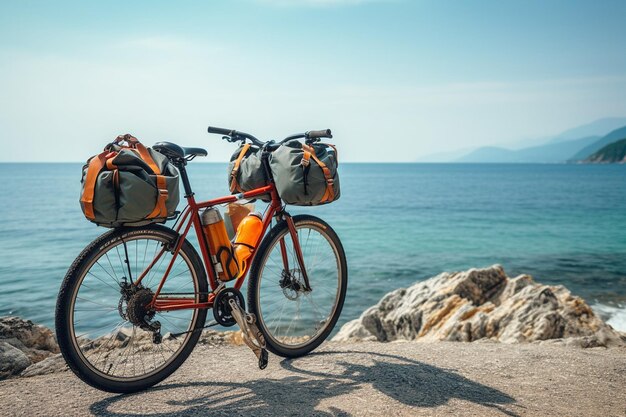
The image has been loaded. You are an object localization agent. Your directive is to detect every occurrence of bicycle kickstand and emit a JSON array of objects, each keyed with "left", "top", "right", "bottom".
[{"left": 228, "top": 299, "right": 269, "bottom": 370}]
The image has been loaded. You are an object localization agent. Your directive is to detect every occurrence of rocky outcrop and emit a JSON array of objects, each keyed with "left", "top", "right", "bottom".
[
  {"left": 0, "top": 314, "right": 246, "bottom": 378},
  {"left": 0, "top": 317, "right": 60, "bottom": 378},
  {"left": 332, "top": 265, "right": 626, "bottom": 347},
  {"left": 18, "top": 327, "right": 243, "bottom": 378}
]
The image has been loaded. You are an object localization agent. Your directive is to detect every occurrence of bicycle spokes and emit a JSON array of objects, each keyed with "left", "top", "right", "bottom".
[
  {"left": 256, "top": 223, "right": 342, "bottom": 347},
  {"left": 70, "top": 234, "right": 201, "bottom": 380}
]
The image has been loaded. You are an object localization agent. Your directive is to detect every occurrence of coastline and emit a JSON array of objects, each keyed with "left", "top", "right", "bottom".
[
  {"left": 2, "top": 265, "right": 625, "bottom": 381},
  {"left": 1, "top": 265, "right": 625, "bottom": 416}
]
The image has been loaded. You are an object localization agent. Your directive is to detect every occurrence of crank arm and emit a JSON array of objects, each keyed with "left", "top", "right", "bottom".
[{"left": 228, "top": 299, "right": 269, "bottom": 370}]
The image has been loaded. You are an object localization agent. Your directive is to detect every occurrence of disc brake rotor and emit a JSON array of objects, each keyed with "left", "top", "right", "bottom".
[{"left": 280, "top": 269, "right": 304, "bottom": 300}]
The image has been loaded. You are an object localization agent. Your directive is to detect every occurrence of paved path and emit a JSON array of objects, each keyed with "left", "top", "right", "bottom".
[{"left": 1, "top": 341, "right": 625, "bottom": 416}]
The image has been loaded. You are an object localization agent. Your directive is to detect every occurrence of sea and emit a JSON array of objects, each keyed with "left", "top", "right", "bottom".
[{"left": 0, "top": 163, "right": 625, "bottom": 333}]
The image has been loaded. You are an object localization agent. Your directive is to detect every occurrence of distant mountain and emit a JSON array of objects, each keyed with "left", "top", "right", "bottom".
[
  {"left": 584, "top": 138, "right": 626, "bottom": 163},
  {"left": 569, "top": 126, "right": 626, "bottom": 161},
  {"left": 547, "top": 117, "right": 626, "bottom": 144},
  {"left": 416, "top": 118, "right": 626, "bottom": 163},
  {"left": 502, "top": 117, "right": 626, "bottom": 150},
  {"left": 457, "top": 135, "right": 599, "bottom": 163}
]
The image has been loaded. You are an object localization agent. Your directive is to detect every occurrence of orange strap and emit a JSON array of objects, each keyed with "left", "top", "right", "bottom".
[
  {"left": 302, "top": 144, "right": 335, "bottom": 203},
  {"left": 322, "top": 143, "right": 338, "bottom": 165},
  {"left": 134, "top": 142, "right": 161, "bottom": 175},
  {"left": 301, "top": 148, "right": 311, "bottom": 167},
  {"left": 80, "top": 151, "right": 113, "bottom": 220},
  {"left": 106, "top": 158, "right": 117, "bottom": 170},
  {"left": 229, "top": 143, "right": 251, "bottom": 193},
  {"left": 118, "top": 135, "right": 168, "bottom": 218},
  {"left": 147, "top": 174, "right": 169, "bottom": 219}
]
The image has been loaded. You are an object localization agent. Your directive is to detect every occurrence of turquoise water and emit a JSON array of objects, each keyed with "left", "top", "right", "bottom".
[{"left": 0, "top": 163, "right": 625, "bottom": 332}]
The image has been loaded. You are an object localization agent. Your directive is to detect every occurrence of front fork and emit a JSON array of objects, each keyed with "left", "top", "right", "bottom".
[
  {"left": 229, "top": 213, "right": 309, "bottom": 370},
  {"left": 280, "top": 214, "right": 312, "bottom": 292}
]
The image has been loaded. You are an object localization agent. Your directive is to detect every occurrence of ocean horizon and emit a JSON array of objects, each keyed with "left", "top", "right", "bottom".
[{"left": 0, "top": 162, "right": 624, "bottom": 333}]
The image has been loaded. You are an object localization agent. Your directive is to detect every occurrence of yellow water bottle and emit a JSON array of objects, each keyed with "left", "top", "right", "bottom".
[{"left": 233, "top": 213, "right": 263, "bottom": 277}]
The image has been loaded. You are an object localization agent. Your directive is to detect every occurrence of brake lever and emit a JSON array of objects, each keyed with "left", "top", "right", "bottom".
[{"left": 222, "top": 135, "right": 241, "bottom": 143}]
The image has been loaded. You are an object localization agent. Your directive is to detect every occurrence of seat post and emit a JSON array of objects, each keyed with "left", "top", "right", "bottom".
[{"left": 176, "top": 161, "right": 194, "bottom": 197}]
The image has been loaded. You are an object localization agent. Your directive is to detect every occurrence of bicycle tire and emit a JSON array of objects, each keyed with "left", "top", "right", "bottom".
[
  {"left": 247, "top": 214, "right": 348, "bottom": 358},
  {"left": 55, "top": 224, "right": 208, "bottom": 393}
]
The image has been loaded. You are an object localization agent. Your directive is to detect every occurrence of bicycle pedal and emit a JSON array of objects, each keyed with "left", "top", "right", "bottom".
[{"left": 258, "top": 348, "right": 268, "bottom": 370}]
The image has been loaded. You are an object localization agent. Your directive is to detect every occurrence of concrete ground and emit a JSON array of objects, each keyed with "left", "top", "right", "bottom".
[{"left": 0, "top": 341, "right": 625, "bottom": 417}]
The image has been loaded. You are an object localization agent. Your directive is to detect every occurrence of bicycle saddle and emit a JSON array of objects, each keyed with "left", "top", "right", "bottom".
[{"left": 153, "top": 141, "right": 207, "bottom": 159}]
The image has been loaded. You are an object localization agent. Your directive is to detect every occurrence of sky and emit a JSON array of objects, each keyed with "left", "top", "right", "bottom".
[{"left": 1, "top": 0, "right": 625, "bottom": 162}]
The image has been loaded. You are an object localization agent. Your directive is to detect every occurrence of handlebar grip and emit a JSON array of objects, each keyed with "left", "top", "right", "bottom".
[
  {"left": 306, "top": 129, "right": 332, "bottom": 139},
  {"left": 207, "top": 126, "right": 234, "bottom": 135}
]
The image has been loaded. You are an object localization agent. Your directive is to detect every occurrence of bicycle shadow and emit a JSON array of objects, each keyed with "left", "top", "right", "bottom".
[
  {"left": 90, "top": 376, "right": 355, "bottom": 417},
  {"left": 280, "top": 350, "right": 520, "bottom": 416},
  {"left": 89, "top": 350, "right": 519, "bottom": 417}
]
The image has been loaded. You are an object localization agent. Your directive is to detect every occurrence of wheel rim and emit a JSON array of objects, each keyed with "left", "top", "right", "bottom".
[
  {"left": 256, "top": 223, "right": 342, "bottom": 349},
  {"left": 68, "top": 232, "right": 200, "bottom": 381}
]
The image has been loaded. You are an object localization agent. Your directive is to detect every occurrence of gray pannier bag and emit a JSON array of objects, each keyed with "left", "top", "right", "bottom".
[
  {"left": 79, "top": 134, "right": 180, "bottom": 228},
  {"left": 270, "top": 140, "right": 340, "bottom": 206},
  {"left": 227, "top": 143, "right": 270, "bottom": 200}
]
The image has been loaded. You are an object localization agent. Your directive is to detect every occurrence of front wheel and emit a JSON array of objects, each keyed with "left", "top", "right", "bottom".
[{"left": 247, "top": 215, "right": 348, "bottom": 358}]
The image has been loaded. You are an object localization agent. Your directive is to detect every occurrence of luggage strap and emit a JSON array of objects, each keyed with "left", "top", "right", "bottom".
[
  {"left": 230, "top": 143, "right": 251, "bottom": 193},
  {"left": 81, "top": 151, "right": 112, "bottom": 220},
  {"left": 321, "top": 143, "right": 339, "bottom": 165},
  {"left": 302, "top": 144, "right": 335, "bottom": 203},
  {"left": 80, "top": 134, "right": 169, "bottom": 221}
]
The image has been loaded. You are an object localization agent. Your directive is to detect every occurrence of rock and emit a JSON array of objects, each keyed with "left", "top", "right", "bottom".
[
  {"left": 0, "top": 316, "right": 59, "bottom": 362},
  {"left": 20, "top": 353, "right": 67, "bottom": 377},
  {"left": 332, "top": 265, "right": 626, "bottom": 347},
  {"left": 0, "top": 341, "right": 31, "bottom": 378},
  {"left": 0, "top": 316, "right": 61, "bottom": 379}
]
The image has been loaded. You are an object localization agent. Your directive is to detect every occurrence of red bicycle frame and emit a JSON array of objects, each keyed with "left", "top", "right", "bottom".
[{"left": 134, "top": 182, "right": 307, "bottom": 313}]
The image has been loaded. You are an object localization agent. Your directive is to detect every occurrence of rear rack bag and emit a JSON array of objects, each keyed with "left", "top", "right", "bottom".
[{"left": 79, "top": 134, "right": 180, "bottom": 228}]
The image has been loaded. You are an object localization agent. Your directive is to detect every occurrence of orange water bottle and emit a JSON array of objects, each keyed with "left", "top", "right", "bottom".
[
  {"left": 233, "top": 213, "right": 263, "bottom": 277},
  {"left": 201, "top": 207, "right": 239, "bottom": 281}
]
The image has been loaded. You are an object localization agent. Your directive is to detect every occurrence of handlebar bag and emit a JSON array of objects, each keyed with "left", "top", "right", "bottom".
[
  {"left": 269, "top": 140, "right": 340, "bottom": 206},
  {"left": 79, "top": 134, "right": 180, "bottom": 228},
  {"left": 227, "top": 144, "right": 271, "bottom": 201}
]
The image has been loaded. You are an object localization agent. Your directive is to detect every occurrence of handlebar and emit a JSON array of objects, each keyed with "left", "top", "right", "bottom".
[
  {"left": 207, "top": 125, "right": 333, "bottom": 149},
  {"left": 306, "top": 129, "right": 333, "bottom": 139},
  {"left": 207, "top": 126, "right": 234, "bottom": 136}
]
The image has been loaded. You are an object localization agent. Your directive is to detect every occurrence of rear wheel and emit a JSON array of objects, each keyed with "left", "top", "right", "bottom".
[
  {"left": 55, "top": 225, "right": 208, "bottom": 393},
  {"left": 248, "top": 215, "right": 348, "bottom": 358}
]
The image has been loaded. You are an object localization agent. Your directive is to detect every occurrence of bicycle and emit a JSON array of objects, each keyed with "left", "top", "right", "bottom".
[{"left": 55, "top": 126, "right": 348, "bottom": 393}]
